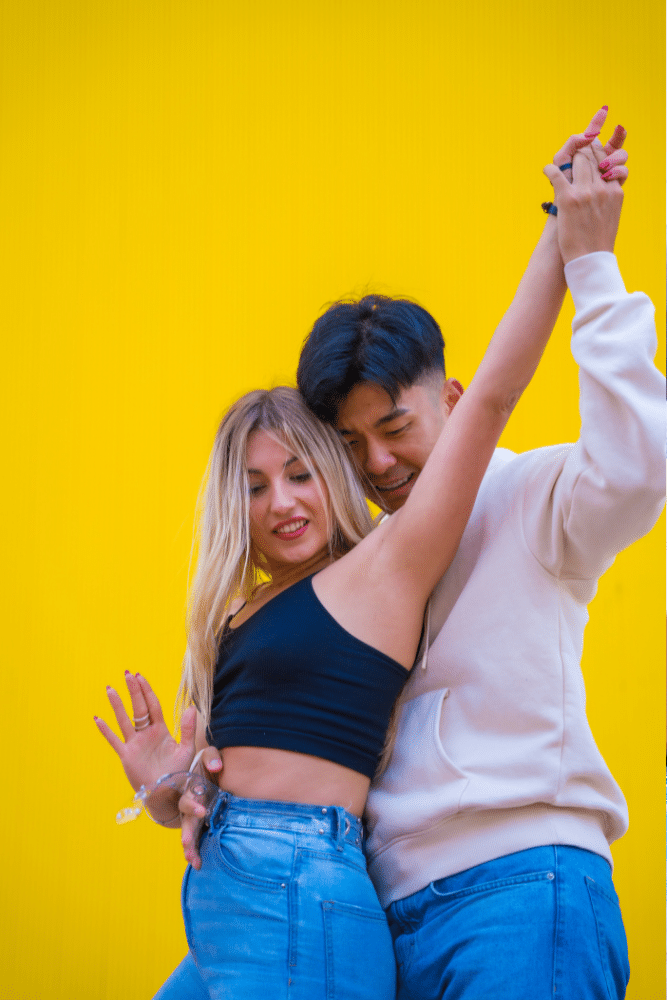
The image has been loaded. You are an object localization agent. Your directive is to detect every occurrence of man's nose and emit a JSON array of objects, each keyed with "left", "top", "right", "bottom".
[{"left": 364, "top": 440, "right": 396, "bottom": 477}]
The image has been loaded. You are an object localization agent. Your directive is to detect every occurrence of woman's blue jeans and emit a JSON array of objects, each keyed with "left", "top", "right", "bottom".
[
  {"left": 386, "top": 845, "right": 629, "bottom": 999},
  {"left": 153, "top": 793, "right": 396, "bottom": 1000}
]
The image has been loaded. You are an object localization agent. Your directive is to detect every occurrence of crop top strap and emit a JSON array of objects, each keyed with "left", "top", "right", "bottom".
[{"left": 224, "top": 601, "right": 247, "bottom": 632}]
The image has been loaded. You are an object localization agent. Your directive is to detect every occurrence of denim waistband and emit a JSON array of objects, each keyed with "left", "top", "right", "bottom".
[{"left": 208, "top": 792, "right": 364, "bottom": 850}]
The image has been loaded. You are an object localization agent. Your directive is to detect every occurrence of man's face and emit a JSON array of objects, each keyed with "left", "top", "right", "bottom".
[{"left": 335, "top": 378, "right": 463, "bottom": 512}]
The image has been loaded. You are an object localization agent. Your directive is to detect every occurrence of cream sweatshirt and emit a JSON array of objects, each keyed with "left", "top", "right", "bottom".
[{"left": 365, "top": 253, "right": 666, "bottom": 908}]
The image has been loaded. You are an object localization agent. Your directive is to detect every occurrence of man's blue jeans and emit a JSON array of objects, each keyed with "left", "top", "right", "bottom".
[
  {"left": 386, "top": 845, "right": 629, "bottom": 999},
  {"left": 153, "top": 793, "right": 396, "bottom": 1000}
]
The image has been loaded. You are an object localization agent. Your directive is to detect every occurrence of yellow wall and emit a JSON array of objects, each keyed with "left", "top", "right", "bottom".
[{"left": 2, "top": 2, "right": 664, "bottom": 997}]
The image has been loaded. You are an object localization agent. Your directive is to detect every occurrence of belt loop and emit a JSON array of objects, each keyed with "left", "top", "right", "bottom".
[
  {"left": 333, "top": 807, "right": 345, "bottom": 852},
  {"left": 209, "top": 791, "right": 229, "bottom": 830}
]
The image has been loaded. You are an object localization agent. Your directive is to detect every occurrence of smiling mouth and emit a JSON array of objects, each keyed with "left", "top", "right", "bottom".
[
  {"left": 374, "top": 473, "right": 414, "bottom": 493},
  {"left": 274, "top": 518, "right": 309, "bottom": 538}
]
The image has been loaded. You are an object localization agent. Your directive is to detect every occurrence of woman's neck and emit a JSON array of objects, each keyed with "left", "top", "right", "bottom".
[{"left": 258, "top": 549, "right": 333, "bottom": 598}]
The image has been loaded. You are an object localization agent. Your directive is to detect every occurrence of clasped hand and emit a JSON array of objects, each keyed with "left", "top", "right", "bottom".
[{"left": 545, "top": 106, "right": 627, "bottom": 264}]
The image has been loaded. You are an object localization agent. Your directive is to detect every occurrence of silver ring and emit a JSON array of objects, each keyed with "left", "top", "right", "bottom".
[
  {"left": 134, "top": 721, "right": 150, "bottom": 731},
  {"left": 133, "top": 712, "right": 150, "bottom": 724}
]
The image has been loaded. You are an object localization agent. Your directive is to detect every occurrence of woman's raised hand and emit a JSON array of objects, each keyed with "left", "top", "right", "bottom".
[
  {"left": 552, "top": 106, "right": 628, "bottom": 185},
  {"left": 544, "top": 142, "right": 624, "bottom": 265},
  {"left": 95, "top": 672, "right": 197, "bottom": 792}
]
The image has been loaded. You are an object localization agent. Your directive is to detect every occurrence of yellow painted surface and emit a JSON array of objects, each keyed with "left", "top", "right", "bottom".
[{"left": 1, "top": 2, "right": 664, "bottom": 997}]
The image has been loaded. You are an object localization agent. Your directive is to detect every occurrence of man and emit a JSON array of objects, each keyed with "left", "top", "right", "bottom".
[{"left": 291, "top": 138, "right": 664, "bottom": 996}]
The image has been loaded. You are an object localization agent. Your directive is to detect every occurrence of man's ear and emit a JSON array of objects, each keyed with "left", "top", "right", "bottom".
[{"left": 442, "top": 378, "right": 464, "bottom": 413}]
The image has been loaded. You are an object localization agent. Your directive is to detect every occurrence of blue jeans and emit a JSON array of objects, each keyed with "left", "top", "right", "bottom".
[
  {"left": 154, "top": 793, "right": 396, "bottom": 1000},
  {"left": 387, "top": 845, "right": 629, "bottom": 999}
]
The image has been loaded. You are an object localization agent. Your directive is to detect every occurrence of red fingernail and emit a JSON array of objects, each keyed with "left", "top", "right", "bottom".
[
  {"left": 584, "top": 131, "right": 600, "bottom": 139},
  {"left": 124, "top": 669, "right": 131, "bottom": 675},
  {"left": 93, "top": 715, "right": 99, "bottom": 721},
  {"left": 601, "top": 170, "right": 615, "bottom": 180},
  {"left": 136, "top": 673, "right": 143, "bottom": 679},
  {"left": 598, "top": 161, "right": 610, "bottom": 170},
  {"left": 106, "top": 684, "right": 112, "bottom": 690},
  {"left": 601, "top": 104, "right": 608, "bottom": 111}
]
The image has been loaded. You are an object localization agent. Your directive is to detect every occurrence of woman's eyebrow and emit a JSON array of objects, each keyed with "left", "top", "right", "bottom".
[{"left": 247, "top": 456, "right": 299, "bottom": 475}]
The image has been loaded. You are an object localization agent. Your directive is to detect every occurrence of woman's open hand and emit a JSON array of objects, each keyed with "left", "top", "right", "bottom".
[{"left": 95, "top": 672, "right": 197, "bottom": 793}]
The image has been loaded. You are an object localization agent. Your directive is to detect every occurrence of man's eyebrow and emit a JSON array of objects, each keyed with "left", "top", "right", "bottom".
[
  {"left": 338, "top": 407, "right": 409, "bottom": 435},
  {"left": 247, "top": 455, "right": 299, "bottom": 475}
]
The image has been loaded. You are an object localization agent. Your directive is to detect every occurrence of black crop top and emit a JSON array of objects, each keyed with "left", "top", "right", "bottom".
[{"left": 207, "top": 576, "right": 410, "bottom": 779}]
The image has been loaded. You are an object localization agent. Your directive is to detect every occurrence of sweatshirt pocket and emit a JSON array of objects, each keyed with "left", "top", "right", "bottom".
[
  {"left": 366, "top": 688, "right": 470, "bottom": 844},
  {"left": 431, "top": 688, "right": 468, "bottom": 779}
]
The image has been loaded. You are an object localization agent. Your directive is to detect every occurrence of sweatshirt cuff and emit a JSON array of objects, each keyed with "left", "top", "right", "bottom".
[{"left": 564, "top": 252, "right": 627, "bottom": 311}]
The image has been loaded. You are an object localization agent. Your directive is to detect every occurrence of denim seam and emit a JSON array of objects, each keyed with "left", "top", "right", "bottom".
[
  {"left": 552, "top": 845, "right": 562, "bottom": 998},
  {"left": 180, "top": 864, "right": 195, "bottom": 951},
  {"left": 586, "top": 878, "right": 615, "bottom": 1000},
  {"left": 429, "top": 869, "right": 556, "bottom": 900},
  {"left": 585, "top": 874, "right": 619, "bottom": 908},
  {"left": 322, "top": 899, "right": 389, "bottom": 921},
  {"left": 288, "top": 878, "right": 298, "bottom": 969},
  {"left": 297, "top": 846, "right": 366, "bottom": 873}
]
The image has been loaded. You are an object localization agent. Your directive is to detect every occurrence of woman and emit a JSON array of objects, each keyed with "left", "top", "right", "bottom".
[{"left": 96, "top": 120, "right": 627, "bottom": 1000}]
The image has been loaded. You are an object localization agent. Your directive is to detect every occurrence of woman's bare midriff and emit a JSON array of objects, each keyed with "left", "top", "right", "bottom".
[{"left": 216, "top": 746, "right": 371, "bottom": 818}]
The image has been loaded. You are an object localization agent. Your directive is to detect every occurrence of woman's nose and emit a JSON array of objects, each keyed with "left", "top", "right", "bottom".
[{"left": 269, "top": 479, "right": 296, "bottom": 512}]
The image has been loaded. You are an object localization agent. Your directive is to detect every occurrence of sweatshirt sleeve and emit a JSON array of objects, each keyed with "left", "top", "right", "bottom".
[{"left": 521, "top": 252, "right": 665, "bottom": 589}]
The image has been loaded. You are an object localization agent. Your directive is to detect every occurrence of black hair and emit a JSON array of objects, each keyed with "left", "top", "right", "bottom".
[{"left": 297, "top": 294, "right": 445, "bottom": 423}]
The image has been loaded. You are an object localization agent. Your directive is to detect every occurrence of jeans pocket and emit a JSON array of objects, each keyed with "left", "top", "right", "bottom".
[
  {"left": 322, "top": 900, "right": 396, "bottom": 1000},
  {"left": 211, "top": 826, "right": 292, "bottom": 889},
  {"left": 586, "top": 877, "right": 630, "bottom": 1000},
  {"left": 429, "top": 868, "right": 555, "bottom": 901}
]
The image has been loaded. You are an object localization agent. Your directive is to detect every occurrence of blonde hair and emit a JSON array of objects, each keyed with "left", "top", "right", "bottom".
[{"left": 178, "top": 386, "right": 374, "bottom": 726}]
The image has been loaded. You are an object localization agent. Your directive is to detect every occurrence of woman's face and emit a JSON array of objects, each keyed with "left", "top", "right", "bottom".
[{"left": 245, "top": 429, "right": 332, "bottom": 571}]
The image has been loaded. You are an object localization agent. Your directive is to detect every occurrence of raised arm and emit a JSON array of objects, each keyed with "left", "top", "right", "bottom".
[{"left": 370, "top": 124, "right": 626, "bottom": 605}]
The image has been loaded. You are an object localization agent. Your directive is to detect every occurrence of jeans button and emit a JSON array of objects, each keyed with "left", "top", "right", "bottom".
[{"left": 547, "top": 872, "right": 555, "bottom": 880}]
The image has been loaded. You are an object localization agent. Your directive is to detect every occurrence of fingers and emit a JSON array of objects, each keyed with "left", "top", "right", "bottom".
[
  {"left": 134, "top": 673, "right": 166, "bottom": 726},
  {"left": 571, "top": 143, "right": 599, "bottom": 185},
  {"left": 597, "top": 147, "right": 628, "bottom": 184},
  {"left": 600, "top": 165, "right": 628, "bottom": 185},
  {"left": 604, "top": 124, "right": 627, "bottom": 153},
  {"left": 124, "top": 671, "right": 151, "bottom": 728},
  {"left": 552, "top": 105, "right": 608, "bottom": 169},
  {"left": 201, "top": 746, "right": 223, "bottom": 778},
  {"left": 581, "top": 105, "right": 608, "bottom": 140},
  {"left": 180, "top": 790, "right": 207, "bottom": 870},
  {"left": 105, "top": 684, "right": 135, "bottom": 742},
  {"left": 597, "top": 147, "right": 627, "bottom": 170},
  {"left": 543, "top": 162, "right": 570, "bottom": 197},
  {"left": 179, "top": 706, "right": 198, "bottom": 758},
  {"left": 94, "top": 714, "right": 125, "bottom": 755}
]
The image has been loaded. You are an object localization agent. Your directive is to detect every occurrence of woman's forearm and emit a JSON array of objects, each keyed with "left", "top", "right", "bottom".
[{"left": 470, "top": 217, "right": 565, "bottom": 413}]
